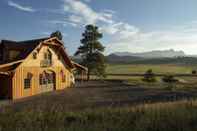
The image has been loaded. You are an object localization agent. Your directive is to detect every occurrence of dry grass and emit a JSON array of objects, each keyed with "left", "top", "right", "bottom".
[
  {"left": 0, "top": 100, "right": 197, "bottom": 131},
  {"left": 0, "top": 80, "right": 196, "bottom": 130}
]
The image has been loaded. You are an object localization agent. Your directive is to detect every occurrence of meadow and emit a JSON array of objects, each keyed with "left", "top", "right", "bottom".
[
  {"left": 0, "top": 64, "right": 197, "bottom": 130},
  {"left": 105, "top": 64, "right": 197, "bottom": 88},
  {"left": 106, "top": 64, "right": 196, "bottom": 74},
  {"left": 1, "top": 99, "right": 197, "bottom": 131},
  {"left": 0, "top": 79, "right": 196, "bottom": 130}
]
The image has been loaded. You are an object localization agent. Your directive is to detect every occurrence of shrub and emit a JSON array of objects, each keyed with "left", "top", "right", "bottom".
[
  {"left": 162, "top": 75, "right": 178, "bottom": 90},
  {"left": 162, "top": 75, "right": 178, "bottom": 83},
  {"left": 142, "top": 69, "right": 156, "bottom": 82},
  {"left": 192, "top": 70, "right": 197, "bottom": 75}
]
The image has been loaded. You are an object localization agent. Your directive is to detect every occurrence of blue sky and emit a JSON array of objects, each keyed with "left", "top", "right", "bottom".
[{"left": 1, "top": 0, "right": 197, "bottom": 55}]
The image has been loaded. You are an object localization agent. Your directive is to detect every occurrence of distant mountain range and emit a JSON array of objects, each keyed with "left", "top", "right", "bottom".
[
  {"left": 106, "top": 49, "right": 197, "bottom": 65},
  {"left": 112, "top": 49, "right": 186, "bottom": 58}
]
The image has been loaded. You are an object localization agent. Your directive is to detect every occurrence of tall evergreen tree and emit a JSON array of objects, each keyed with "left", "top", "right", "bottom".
[
  {"left": 50, "top": 31, "right": 63, "bottom": 40},
  {"left": 75, "top": 24, "right": 106, "bottom": 80}
]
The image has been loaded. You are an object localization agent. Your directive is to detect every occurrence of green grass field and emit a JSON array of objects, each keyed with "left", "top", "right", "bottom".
[
  {"left": 106, "top": 64, "right": 197, "bottom": 74},
  {"left": 105, "top": 64, "right": 197, "bottom": 88}
]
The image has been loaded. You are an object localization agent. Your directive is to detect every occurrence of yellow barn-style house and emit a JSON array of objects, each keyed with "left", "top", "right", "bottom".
[{"left": 0, "top": 37, "right": 87, "bottom": 100}]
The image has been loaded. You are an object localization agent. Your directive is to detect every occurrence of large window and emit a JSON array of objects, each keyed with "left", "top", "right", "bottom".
[
  {"left": 41, "top": 49, "right": 52, "bottom": 67},
  {"left": 45, "top": 49, "right": 52, "bottom": 63}
]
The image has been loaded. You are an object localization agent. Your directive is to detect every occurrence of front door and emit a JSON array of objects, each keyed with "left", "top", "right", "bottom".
[
  {"left": 40, "top": 70, "right": 56, "bottom": 92},
  {"left": 47, "top": 72, "right": 56, "bottom": 90}
]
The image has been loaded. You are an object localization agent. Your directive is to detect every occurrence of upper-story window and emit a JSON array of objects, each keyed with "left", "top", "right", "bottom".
[
  {"left": 32, "top": 52, "right": 37, "bottom": 59},
  {"left": 41, "top": 49, "right": 52, "bottom": 67}
]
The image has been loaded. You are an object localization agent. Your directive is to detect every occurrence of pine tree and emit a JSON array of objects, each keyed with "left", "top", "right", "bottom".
[
  {"left": 75, "top": 24, "right": 106, "bottom": 80},
  {"left": 50, "top": 31, "right": 63, "bottom": 40}
]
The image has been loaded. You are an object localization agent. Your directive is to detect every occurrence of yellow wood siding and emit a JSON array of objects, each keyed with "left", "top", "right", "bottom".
[{"left": 12, "top": 45, "right": 73, "bottom": 99}]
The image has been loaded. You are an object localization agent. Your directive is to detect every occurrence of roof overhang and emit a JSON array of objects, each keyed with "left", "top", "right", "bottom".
[
  {"left": 0, "top": 60, "right": 23, "bottom": 76},
  {"left": 72, "top": 61, "right": 88, "bottom": 71},
  {"left": 0, "top": 60, "right": 24, "bottom": 69},
  {"left": 0, "top": 71, "right": 13, "bottom": 76}
]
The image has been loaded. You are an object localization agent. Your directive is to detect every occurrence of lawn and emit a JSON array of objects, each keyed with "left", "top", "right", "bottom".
[
  {"left": 0, "top": 80, "right": 197, "bottom": 131},
  {"left": 105, "top": 64, "right": 197, "bottom": 86},
  {"left": 106, "top": 64, "right": 196, "bottom": 74}
]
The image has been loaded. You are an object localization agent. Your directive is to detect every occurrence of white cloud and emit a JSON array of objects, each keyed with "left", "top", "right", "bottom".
[
  {"left": 102, "top": 9, "right": 116, "bottom": 15},
  {"left": 68, "top": 15, "right": 83, "bottom": 24},
  {"left": 48, "top": 20, "right": 78, "bottom": 27},
  {"left": 105, "top": 22, "right": 197, "bottom": 55},
  {"left": 101, "top": 22, "right": 139, "bottom": 39},
  {"left": 83, "top": 0, "right": 91, "bottom": 3},
  {"left": 62, "top": 0, "right": 114, "bottom": 26},
  {"left": 8, "top": 1, "right": 36, "bottom": 12}
]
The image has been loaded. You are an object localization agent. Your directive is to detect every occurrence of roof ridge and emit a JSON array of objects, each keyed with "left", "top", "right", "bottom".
[
  {"left": 1, "top": 40, "right": 17, "bottom": 43},
  {"left": 17, "top": 37, "right": 49, "bottom": 43}
]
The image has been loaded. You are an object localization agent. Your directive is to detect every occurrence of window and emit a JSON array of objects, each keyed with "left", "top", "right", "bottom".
[
  {"left": 44, "top": 49, "right": 52, "bottom": 61},
  {"left": 39, "top": 73, "right": 47, "bottom": 85},
  {"left": 24, "top": 73, "right": 33, "bottom": 89},
  {"left": 44, "top": 53, "right": 48, "bottom": 59},
  {"left": 39, "top": 74, "right": 43, "bottom": 85},
  {"left": 41, "top": 49, "right": 52, "bottom": 67},
  {"left": 24, "top": 79, "right": 31, "bottom": 89},
  {"left": 32, "top": 52, "right": 37, "bottom": 59},
  {"left": 60, "top": 70, "right": 66, "bottom": 83}
]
